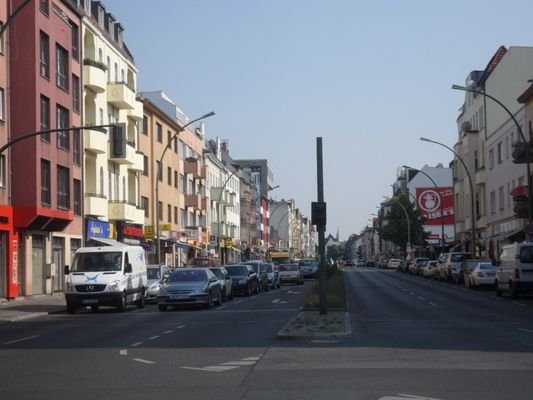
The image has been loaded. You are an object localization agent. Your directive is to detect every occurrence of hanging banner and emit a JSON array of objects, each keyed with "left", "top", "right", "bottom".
[{"left": 416, "top": 187, "right": 454, "bottom": 225}]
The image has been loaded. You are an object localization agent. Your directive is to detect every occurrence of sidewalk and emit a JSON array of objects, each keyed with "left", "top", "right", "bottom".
[{"left": 0, "top": 294, "right": 66, "bottom": 323}]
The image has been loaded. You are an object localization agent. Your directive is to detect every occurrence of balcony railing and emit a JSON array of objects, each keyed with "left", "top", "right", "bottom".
[
  {"left": 84, "top": 129, "right": 107, "bottom": 154},
  {"left": 83, "top": 63, "right": 106, "bottom": 93},
  {"left": 107, "top": 82, "right": 136, "bottom": 109},
  {"left": 85, "top": 193, "right": 107, "bottom": 217},
  {"left": 184, "top": 158, "right": 206, "bottom": 179}
]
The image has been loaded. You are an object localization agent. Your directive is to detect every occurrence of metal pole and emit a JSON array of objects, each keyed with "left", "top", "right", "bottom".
[
  {"left": 156, "top": 112, "right": 215, "bottom": 264},
  {"left": 421, "top": 137, "right": 476, "bottom": 256},
  {"left": 317, "top": 137, "right": 327, "bottom": 315}
]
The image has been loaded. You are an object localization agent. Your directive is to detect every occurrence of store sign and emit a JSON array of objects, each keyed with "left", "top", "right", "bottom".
[
  {"left": 185, "top": 227, "right": 201, "bottom": 240},
  {"left": 144, "top": 225, "right": 155, "bottom": 239},
  {"left": 416, "top": 187, "right": 454, "bottom": 225},
  {"left": 86, "top": 219, "right": 112, "bottom": 238},
  {"left": 116, "top": 222, "right": 144, "bottom": 244}
]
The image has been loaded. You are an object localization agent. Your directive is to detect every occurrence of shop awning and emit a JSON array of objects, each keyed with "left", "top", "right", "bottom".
[{"left": 87, "top": 237, "right": 126, "bottom": 247}]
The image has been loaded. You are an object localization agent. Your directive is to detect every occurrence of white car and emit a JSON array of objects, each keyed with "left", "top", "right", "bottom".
[
  {"left": 467, "top": 261, "right": 497, "bottom": 289},
  {"left": 146, "top": 264, "right": 172, "bottom": 303},
  {"left": 387, "top": 259, "right": 401, "bottom": 269}
]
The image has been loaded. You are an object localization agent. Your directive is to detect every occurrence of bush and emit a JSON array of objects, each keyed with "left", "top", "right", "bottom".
[
  {"left": 83, "top": 58, "right": 108, "bottom": 71},
  {"left": 303, "top": 269, "right": 346, "bottom": 310}
]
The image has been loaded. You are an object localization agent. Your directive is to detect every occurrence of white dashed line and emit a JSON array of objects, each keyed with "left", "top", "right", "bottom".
[
  {"left": 163, "top": 330, "right": 173, "bottom": 335},
  {"left": 130, "top": 342, "right": 143, "bottom": 347},
  {"left": 149, "top": 335, "right": 160, "bottom": 340},
  {"left": 518, "top": 328, "right": 533, "bottom": 333},
  {"left": 133, "top": 358, "right": 155, "bottom": 365},
  {"left": 417, "top": 296, "right": 425, "bottom": 301},
  {"left": 429, "top": 302, "right": 438, "bottom": 307},
  {"left": 512, "top": 302, "right": 527, "bottom": 307},
  {"left": 120, "top": 349, "right": 128, "bottom": 356},
  {"left": 182, "top": 365, "right": 239, "bottom": 372},
  {"left": 218, "top": 305, "right": 227, "bottom": 310},
  {"left": 221, "top": 361, "right": 257, "bottom": 366},
  {"left": 176, "top": 325, "right": 186, "bottom": 329},
  {"left": 3, "top": 335, "right": 40, "bottom": 345}
]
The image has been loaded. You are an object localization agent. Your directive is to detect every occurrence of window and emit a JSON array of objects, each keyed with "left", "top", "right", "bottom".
[
  {"left": 41, "top": 159, "right": 51, "bottom": 206},
  {"left": 0, "top": 21, "right": 4, "bottom": 54},
  {"left": 143, "top": 155, "right": 149, "bottom": 176},
  {"left": 167, "top": 167, "right": 172, "bottom": 185},
  {"left": 173, "top": 135, "right": 178, "bottom": 153},
  {"left": 71, "top": 23, "right": 79, "bottom": 61},
  {"left": 72, "top": 75, "right": 80, "bottom": 112},
  {"left": 40, "top": 0, "right": 49, "bottom": 15},
  {"left": 179, "top": 174, "right": 185, "bottom": 193},
  {"left": 40, "top": 32, "right": 50, "bottom": 79},
  {"left": 179, "top": 141, "right": 186, "bottom": 160},
  {"left": 181, "top": 209, "right": 187, "bottom": 226},
  {"left": 73, "top": 179, "right": 81, "bottom": 215},
  {"left": 497, "top": 142, "right": 502, "bottom": 164},
  {"left": 499, "top": 186, "right": 504, "bottom": 211},
  {"left": 56, "top": 45, "right": 69, "bottom": 90},
  {"left": 156, "top": 123, "right": 162, "bottom": 143},
  {"left": 73, "top": 129, "right": 81, "bottom": 165},
  {"left": 56, "top": 105, "right": 69, "bottom": 150},
  {"left": 57, "top": 166, "right": 70, "bottom": 209},
  {"left": 174, "top": 171, "right": 178, "bottom": 188},
  {"left": 174, "top": 206, "right": 178, "bottom": 224},
  {"left": 141, "top": 196, "right": 149, "bottom": 218},
  {"left": 156, "top": 161, "right": 162, "bottom": 182},
  {"left": 142, "top": 116, "right": 148, "bottom": 135},
  {"left": 106, "top": 56, "right": 111, "bottom": 81},
  {"left": 0, "top": 88, "right": 4, "bottom": 120},
  {"left": 490, "top": 190, "right": 496, "bottom": 214},
  {"left": 0, "top": 154, "right": 5, "bottom": 187},
  {"left": 158, "top": 201, "right": 163, "bottom": 221},
  {"left": 488, "top": 148, "right": 494, "bottom": 169},
  {"left": 167, "top": 205, "right": 171, "bottom": 223},
  {"left": 40, "top": 96, "right": 50, "bottom": 142},
  {"left": 99, "top": 167, "right": 104, "bottom": 195},
  {"left": 167, "top": 130, "right": 172, "bottom": 145}
]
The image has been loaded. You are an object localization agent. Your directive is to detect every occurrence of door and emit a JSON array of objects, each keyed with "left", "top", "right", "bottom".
[
  {"left": 32, "top": 235, "right": 45, "bottom": 295},
  {"left": 0, "top": 232, "right": 5, "bottom": 298},
  {"left": 52, "top": 237, "right": 65, "bottom": 292}
]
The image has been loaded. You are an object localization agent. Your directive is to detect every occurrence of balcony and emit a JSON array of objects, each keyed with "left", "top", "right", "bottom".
[
  {"left": 210, "top": 187, "right": 236, "bottom": 206},
  {"left": 83, "top": 62, "right": 106, "bottom": 93},
  {"left": 184, "top": 158, "right": 206, "bottom": 179},
  {"left": 85, "top": 193, "right": 107, "bottom": 217},
  {"left": 127, "top": 99, "right": 143, "bottom": 121},
  {"left": 107, "top": 82, "right": 136, "bottom": 109},
  {"left": 475, "top": 166, "right": 486, "bottom": 184},
  {"left": 201, "top": 197, "right": 208, "bottom": 211},
  {"left": 109, "top": 141, "right": 136, "bottom": 165},
  {"left": 127, "top": 151, "right": 144, "bottom": 172},
  {"left": 108, "top": 201, "right": 139, "bottom": 222},
  {"left": 185, "top": 194, "right": 202, "bottom": 209},
  {"left": 84, "top": 129, "right": 107, "bottom": 154}
]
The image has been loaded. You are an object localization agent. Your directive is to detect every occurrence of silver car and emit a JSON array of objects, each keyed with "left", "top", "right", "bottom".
[
  {"left": 264, "top": 262, "right": 280, "bottom": 289},
  {"left": 146, "top": 264, "right": 172, "bottom": 303},
  {"left": 278, "top": 263, "right": 304, "bottom": 285},
  {"left": 467, "top": 261, "right": 497, "bottom": 289},
  {"left": 209, "top": 267, "right": 233, "bottom": 301},
  {"left": 158, "top": 268, "right": 222, "bottom": 310}
]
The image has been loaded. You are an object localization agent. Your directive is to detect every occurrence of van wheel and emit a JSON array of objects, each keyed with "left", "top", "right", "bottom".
[
  {"left": 496, "top": 281, "right": 502, "bottom": 297},
  {"left": 66, "top": 303, "right": 77, "bottom": 314},
  {"left": 117, "top": 292, "right": 127, "bottom": 312},
  {"left": 217, "top": 290, "right": 222, "bottom": 305},
  {"left": 136, "top": 289, "right": 145, "bottom": 309}
]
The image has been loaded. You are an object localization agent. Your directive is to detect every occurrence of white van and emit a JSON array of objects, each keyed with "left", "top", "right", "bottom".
[
  {"left": 64, "top": 245, "right": 147, "bottom": 313},
  {"left": 496, "top": 242, "right": 533, "bottom": 297}
]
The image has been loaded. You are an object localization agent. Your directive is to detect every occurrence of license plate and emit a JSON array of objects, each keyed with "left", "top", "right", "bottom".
[
  {"left": 82, "top": 299, "right": 98, "bottom": 305},
  {"left": 171, "top": 295, "right": 188, "bottom": 300}
]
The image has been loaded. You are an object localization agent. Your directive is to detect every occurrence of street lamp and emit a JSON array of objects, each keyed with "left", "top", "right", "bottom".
[
  {"left": 420, "top": 136, "right": 476, "bottom": 256},
  {"left": 155, "top": 111, "right": 215, "bottom": 264},
  {"left": 403, "top": 165, "right": 446, "bottom": 255},
  {"left": 383, "top": 195, "right": 411, "bottom": 257},
  {"left": 452, "top": 83, "right": 532, "bottom": 227}
]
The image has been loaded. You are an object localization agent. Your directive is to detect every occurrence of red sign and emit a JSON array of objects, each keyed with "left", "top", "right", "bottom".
[{"left": 416, "top": 187, "right": 454, "bottom": 225}]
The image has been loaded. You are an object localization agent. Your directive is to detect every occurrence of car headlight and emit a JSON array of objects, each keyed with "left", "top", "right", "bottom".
[
  {"left": 238, "top": 279, "right": 247, "bottom": 284},
  {"left": 192, "top": 286, "right": 208, "bottom": 294},
  {"left": 106, "top": 280, "right": 120, "bottom": 291},
  {"left": 149, "top": 282, "right": 160, "bottom": 290}
]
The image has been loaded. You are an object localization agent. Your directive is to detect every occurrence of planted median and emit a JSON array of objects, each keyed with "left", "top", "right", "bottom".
[{"left": 303, "top": 266, "right": 346, "bottom": 310}]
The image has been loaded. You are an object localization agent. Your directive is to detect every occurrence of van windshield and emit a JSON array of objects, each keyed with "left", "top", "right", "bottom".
[
  {"left": 519, "top": 247, "right": 533, "bottom": 263},
  {"left": 72, "top": 252, "right": 123, "bottom": 272}
]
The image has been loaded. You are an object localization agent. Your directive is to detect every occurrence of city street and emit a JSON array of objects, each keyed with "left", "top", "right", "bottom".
[{"left": 2, "top": 270, "right": 533, "bottom": 399}]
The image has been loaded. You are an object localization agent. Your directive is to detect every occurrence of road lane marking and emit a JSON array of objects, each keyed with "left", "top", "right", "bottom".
[
  {"left": 133, "top": 358, "right": 155, "bottom": 365},
  {"left": 120, "top": 349, "right": 128, "bottom": 356},
  {"left": 272, "top": 299, "right": 280, "bottom": 303},
  {"left": 429, "top": 302, "right": 438, "bottom": 307},
  {"left": 163, "top": 330, "right": 173, "bottom": 334},
  {"left": 417, "top": 296, "right": 425, "bottom": 301},
  {"left": 512, "top": 302, "right": 527, "bottom": 307},
  {"left": 130, "top": 342, "right": 143, "bottom": 347},
  {"left": 3, "top": 335, "right": 40, "bottom": 345},
  {"left": 176, "top": 325, "right": 186, "bottom": 329},
  {"left": 233, "top": 300, "right": 244, "bottom": 305},
  {"left": 218, "top": 305, "right": 227, "bottom": 310},
  {"left": 221, "top": 361, "right": 256, "bottom": 366},
  {"left": 518, "top": 328, "right": 533, "bottom": 333},
  {"left": 182, "top": 365, "right": 239, "bottom": 372},
  {"left": 149, "top": 335, "right": 160, "bottom": 340},
  {"left": 241, "top": 357, "right": 261, "bottom": 361}
]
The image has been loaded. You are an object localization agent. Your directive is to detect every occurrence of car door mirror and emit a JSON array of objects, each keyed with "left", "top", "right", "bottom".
[
  {"left": 64, "top": 265, "right": 70, "bottom": 275},
  {"left": 162, "top": 273, "right": 170, "bottom": 280},
  {"left": 124, "top": 263, "right": 132, "bottom": 273}
]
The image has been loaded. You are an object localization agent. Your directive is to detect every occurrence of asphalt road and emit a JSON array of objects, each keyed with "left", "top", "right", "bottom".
[{"left": 2, "top": 270, "right": 533, "bottom": 400}]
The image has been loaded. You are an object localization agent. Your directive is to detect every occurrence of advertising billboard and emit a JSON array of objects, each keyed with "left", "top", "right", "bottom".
[{"left": 416, "top": 187, "right": 454, "bottom": 225}]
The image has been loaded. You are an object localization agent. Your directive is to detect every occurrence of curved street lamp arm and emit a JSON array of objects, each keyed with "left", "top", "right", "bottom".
[{"left": 0, "top": 0, "right": 32, "bottom": 40}]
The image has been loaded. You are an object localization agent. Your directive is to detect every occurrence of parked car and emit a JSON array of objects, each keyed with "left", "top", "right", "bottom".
[
  {"left": 264, "top": 262, "right": 280, "bottom": 289},
  {"left": 209, "top": 266, "right": 233, "bottom": 301},
  {"left": 465, "top": 261, "right": 496, "bottom": 289},
  {"left": 344, "top": 260, "right": 355, "bottom": 267},
  {"left": 298, "top": 259, "right": 319, "bottom": 278},
  {"left": 187, "top": 257, "right": 222, "bottom": 268},
  {"left": 242, "top": 261, "right": 269, "bottom": 291},
  {"left": 224, "top": 264, "right": 259, "bottom": 296},
  {"left": 496, "top": 242, "right": 533, "bottom": 297},
  {"left": 146, "top": 264, "right": 172, "bottom": 303},
  {"left": 410, "top": 258, "right": 429, "bottom": 275},
  {"left": 437, "top": 252, "right": 472, "bottom": 281},
  {"left": 157, "top": 268, "right": 222, "bottom": 311},
  {"left": 421, "top": 260, "right": 438, "bottom": 278},
  {"left": 356, "top": 258, "right": 366, "bottom": 267},
  {"left": 278, "top": 263, "right": 304, "bottom": 285},
  {"left": 387, "top": 259, "right": 401, "bottom": 270}
]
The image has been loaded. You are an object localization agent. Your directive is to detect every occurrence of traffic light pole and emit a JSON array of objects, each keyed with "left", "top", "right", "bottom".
[{"left": 316, "top": 137, "right": 327, "bottom": 315}]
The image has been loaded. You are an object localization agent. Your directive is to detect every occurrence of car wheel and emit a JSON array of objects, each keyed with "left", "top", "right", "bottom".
[
  {"left": 221, "top": 288, "right": 227, "bottom": 302},
  {"left": 136, "top": 289, "right": 145, "bottom": 309},
  {"left": 117, "top": 292, "right": 127, "bottom": 312},
  {"left": 217, "top": 290, "right": 223, "bottom": 305},
  {"left": 510, "top": 280, "right": 518, "bottom": 298},
  {"left": 66, "top": 303, "right": 77, "bottom": 314},
  {"left": 246, "top": 284, "right": 252, "bottom": 296},
  {"left": 496, "top": 280, "right": 502, "bottom": 297},
  {"left": 158, "top": 304, "right": 167, "bottom": 312},
  {"left": 205, "top": 292, "right": 212, "bottom": 309}
]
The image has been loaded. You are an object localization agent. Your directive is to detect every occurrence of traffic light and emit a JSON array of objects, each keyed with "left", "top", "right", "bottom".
[
  {"left": 312, "top": 201, "right": 327, "bottom": 227},
  {"left": 111, "top": 123, "right": 126, "bottom": 158},
  {"left": 513, "top": 196, "right": 528, "bottom": 218}
]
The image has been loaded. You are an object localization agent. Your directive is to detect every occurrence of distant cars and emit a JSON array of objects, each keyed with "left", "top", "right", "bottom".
[
  {"left": 209, "top": 266, "right": 233, "bottom": 301},
  {"left": 157, "top": 268, "right": 222, "bottom": 311},
  {"left": 146, "top": 264, "right": 172, "bottom": 303},
  {"left": 224, "top": 264, "right": 259, "bottom": 296},
  {"left": 242, "top": 261, "right": 269, "bottom": 292},
  {"left": 387, "top": 259, "right": 401, "bottom": 269},
  {"left": 421, "top": 260, "right": 438, "bottom": 278},
  {"left": 264, "top": 262, "right": 281, "bottom": 289},
  {"left": 298, "top": 259, "right": 318, "bottom": 278},
  {"left": 278, "top": 263, "right": 304, "bottom": 285},
  {"left": 465, "top": 261, "right": 496, "bottom": 289}
]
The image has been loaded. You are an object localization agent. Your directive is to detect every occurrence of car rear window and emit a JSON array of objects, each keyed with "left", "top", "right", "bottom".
[
  {"left": 279, "top": 264, "right": 298, "bottom": 271},
  {"left": 169, "top": 270, "right": 206, "bottom": 282},
  {"left": 225, "top": 266, "right": 248, "bottom": 276}
]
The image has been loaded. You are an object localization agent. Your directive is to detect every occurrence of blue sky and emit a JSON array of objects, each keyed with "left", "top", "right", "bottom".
[{"left": 105, "top": 0, "right": 533, "bottom": 240}]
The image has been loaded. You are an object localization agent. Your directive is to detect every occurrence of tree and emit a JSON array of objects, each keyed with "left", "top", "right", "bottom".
[
  {"left": 377, "top": 193, "right": 428, "bottom": 253},
  {"left": 327, "top": 244, "right": 344, "bottom": 262}
]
